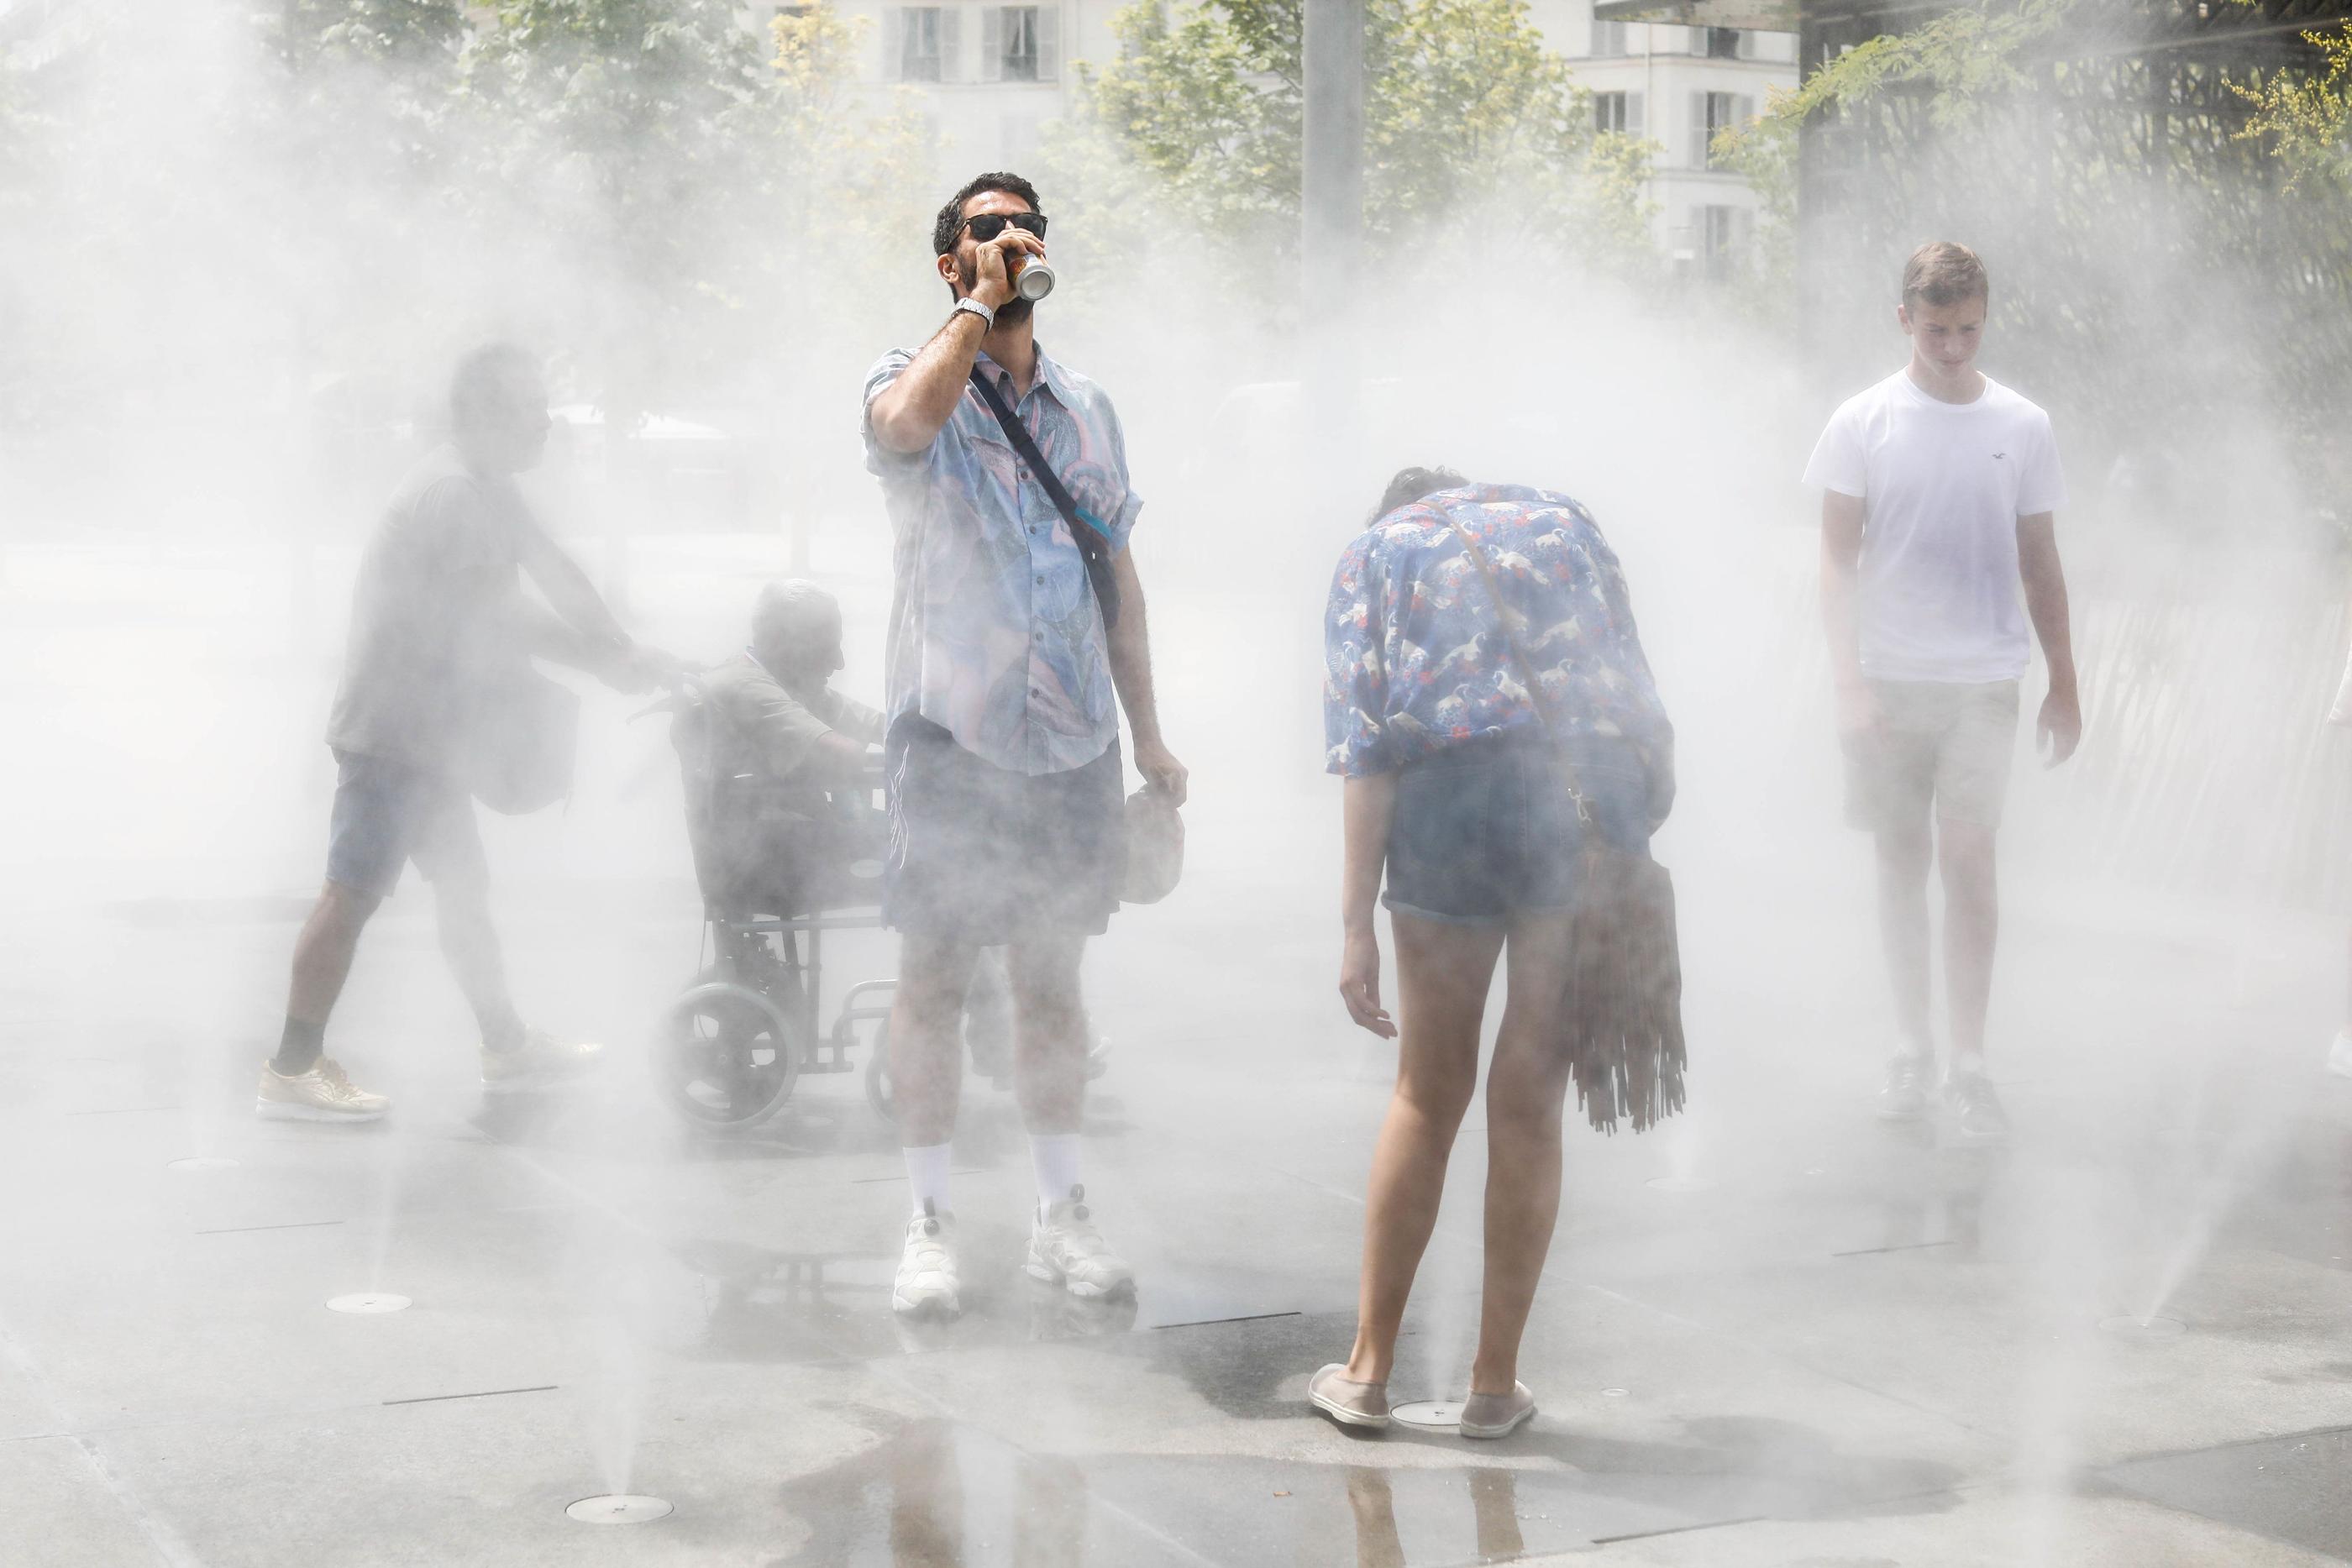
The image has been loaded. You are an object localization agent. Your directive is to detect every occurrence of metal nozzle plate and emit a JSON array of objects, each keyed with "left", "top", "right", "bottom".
[
  {"left": 567, "top": 1495, "right": 674, "bottom": 1524},
  {"left": 1390, "top": 1400, "right": 1461, "bottom": 1430}
]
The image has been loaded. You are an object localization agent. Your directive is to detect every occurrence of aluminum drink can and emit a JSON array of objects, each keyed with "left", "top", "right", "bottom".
[{"left": 1014, "top": 258, "right": 1057, "bottom": 302}]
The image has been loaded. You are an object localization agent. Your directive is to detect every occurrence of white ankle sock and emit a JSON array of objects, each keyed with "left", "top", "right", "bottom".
[
  {"left": 903, "top": 1142, "right": 952, "bottom": 1217},
  {"left": 1950, "top": 1048, "right": 1987, "bottom": 1081},
  {"left": 1029, "top": 1132, "right": 1081, "bottom": 1218}
]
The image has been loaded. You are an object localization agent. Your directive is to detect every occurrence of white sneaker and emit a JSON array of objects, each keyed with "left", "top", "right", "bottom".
[
  {"left": 1026, "top": 1186, "right": 1135, "bottom": 1301},
  {"left": 480, "top": 1028, "right": 602, "bottom": 1094},
  {"left": 2328, "top": 1029, "right": 2352, "bottom": 1080},
  {"left": 892, "top": 1202, "right": 960, "bottom": 1318},
  {"left": 1875, "top": 1049, "right": 1933, "bottom": 1121},
  {"left": 256, "top": 1057, "right": 389, "bottom": 1123}
]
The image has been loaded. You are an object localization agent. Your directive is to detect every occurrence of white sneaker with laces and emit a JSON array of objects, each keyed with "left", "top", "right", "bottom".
[
  {"left": 256, "top": 1057, "right": 389, "bottom": 1123},
  {"left": 480, "top": 1028, "right": 603, "bottom": 1094},
  {"left": 1875, "top": 1049, "right": 1933, "bottom": 1121},
  {"left": 2328, "top": 1029, "right": 2352, "bottom": 1080},
  {"left": 1026, "top": 1185, "right": 1135, "bottom": 1301},
  {"left": 893, "top": 1202, "right": 960, "bottom": 1318}
]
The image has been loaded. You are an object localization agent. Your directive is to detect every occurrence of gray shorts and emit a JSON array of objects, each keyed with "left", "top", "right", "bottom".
[
  {"left": 325, "top": 749, "right": 486, "bottom": 899},
  {"left": 1841, "top": 679, "right": 2019, "bottom": 835}
]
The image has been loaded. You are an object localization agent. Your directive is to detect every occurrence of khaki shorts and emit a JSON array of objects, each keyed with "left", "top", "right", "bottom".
[{"left": 1841, "top": 679, "right": 2020, "bottom": 835}]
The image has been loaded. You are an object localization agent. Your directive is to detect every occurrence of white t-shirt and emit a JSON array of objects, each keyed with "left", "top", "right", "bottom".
[{"left": 1803, "top": 370, "right": 2066, "bottom": 684}]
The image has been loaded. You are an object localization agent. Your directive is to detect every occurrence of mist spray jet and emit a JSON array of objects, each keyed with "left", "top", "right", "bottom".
[{"left": 2097, "top": 1314, "right": 2187, "bottom": 1340}]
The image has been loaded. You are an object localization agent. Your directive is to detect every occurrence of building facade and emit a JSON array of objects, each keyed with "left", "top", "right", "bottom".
[
  {"left": 1528, "top": 1, "right": 1797, "bottom": 275},
  {"left": 804, "top": 0, "right": 1794, "bottom": 274}
]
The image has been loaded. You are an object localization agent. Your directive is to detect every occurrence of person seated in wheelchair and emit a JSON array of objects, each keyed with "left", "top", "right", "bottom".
[{"left": 684, "top": 581, "right": 887, "bottom": 919}]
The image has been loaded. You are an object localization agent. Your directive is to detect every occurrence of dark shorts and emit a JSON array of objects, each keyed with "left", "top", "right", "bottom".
[
  {"left": 1384, "top": 735, "right": 1651, "bottom": 927},
  {"left": 882, "top": 718, "right": 1126, "bottom": 943},
  {"left": 325, "top": 748, "right": 486, "bottom": 899}
]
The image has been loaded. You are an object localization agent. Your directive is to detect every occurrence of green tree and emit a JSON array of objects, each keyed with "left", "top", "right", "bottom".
[
  {"left": 1714, "top": 0, "right": 2351, "bottom": 511},
  {"left": 1066, "top": 0, "right": 1654, "bottom": 284},
  {"left": 2234, "top": 21, "right": 2352, "bottom": 193}
]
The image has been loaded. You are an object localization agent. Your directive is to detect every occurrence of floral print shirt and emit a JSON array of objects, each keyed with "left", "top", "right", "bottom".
[
  {"left": 1323, "top": 483, "right": 1672, "bottom": 779},
  {"left": 862, "top": 344, "right": 1141, "bottom": 777}
]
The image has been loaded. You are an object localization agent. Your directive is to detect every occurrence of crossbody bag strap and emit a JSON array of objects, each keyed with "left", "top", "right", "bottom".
[
  {"left": 1447, "top": 521, "right": 1591, "bottom": 821},
  {"left": 968, "top": 366, "right": 1121, "bottom": 628}
]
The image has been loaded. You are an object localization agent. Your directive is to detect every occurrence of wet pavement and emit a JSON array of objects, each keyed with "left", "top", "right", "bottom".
[{"left": 3, "top": 528, "right": 2350, "bottom": 1565}]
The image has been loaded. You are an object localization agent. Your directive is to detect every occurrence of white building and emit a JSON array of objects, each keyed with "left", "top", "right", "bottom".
[
  {"left": 1530, "top": 1, "right": 1798, "bottom": 275},
  {"left": 803, "top": 0, "right": 1793, "bottom": 274}
]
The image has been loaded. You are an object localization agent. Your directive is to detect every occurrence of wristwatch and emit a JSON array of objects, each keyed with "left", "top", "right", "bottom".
[{"left": 954, "top": 297, "right": 995, "bottom": 329}]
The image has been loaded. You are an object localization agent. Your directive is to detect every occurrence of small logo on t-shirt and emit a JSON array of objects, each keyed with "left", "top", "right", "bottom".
[{"left": 1992, "top": 452, "right": 2007, "bottom": 460}]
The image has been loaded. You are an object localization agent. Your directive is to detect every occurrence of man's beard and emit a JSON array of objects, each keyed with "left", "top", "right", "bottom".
[{"left": 990, "top": 293, "right": 1034, "bottom": 328}]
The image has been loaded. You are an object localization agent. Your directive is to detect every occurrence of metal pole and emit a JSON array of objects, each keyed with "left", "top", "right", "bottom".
[{"left": 1301, "top": 0, "right": 1367, "bottom": 489}]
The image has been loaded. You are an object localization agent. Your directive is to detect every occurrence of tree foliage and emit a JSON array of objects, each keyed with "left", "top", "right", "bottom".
[
  {"left": 1074, "top": 0, "right": 1654, "bottom": 281},
  {"left": 1713, "top": 0, "right": 2351, "bottom": 514},
  {"left": 2234, "top": 21, "right": 2352, "bottom": 192}
]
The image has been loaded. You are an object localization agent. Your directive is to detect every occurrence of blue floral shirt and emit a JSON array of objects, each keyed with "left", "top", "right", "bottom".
[
  {"left": 1323, "top": 484, "right": 1672, "bottom": 779},
  {"left": 862, "top": 345, "right": 1141, "bottom": 777}
]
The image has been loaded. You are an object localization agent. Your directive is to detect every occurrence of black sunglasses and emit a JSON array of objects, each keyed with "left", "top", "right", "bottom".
[{"left": 959, "top": 211, "right": 1047, "bottom": 243}]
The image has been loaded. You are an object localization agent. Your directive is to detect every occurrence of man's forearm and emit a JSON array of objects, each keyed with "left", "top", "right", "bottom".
[
  {"left": 1341, "top": 774, "right": 1397, "bottom": 932},
  {"left": 1821, "top": 557, "right": 1866, "bottom": 691},
  {"left": 869, "top": 312, "right": 990, "bottom": 454},
  {"left": 519, "top": 597, "right": 620, "bottom": 673},
  {"left": 2019, "top": 518, "right": 2076, "bottom": 692}
]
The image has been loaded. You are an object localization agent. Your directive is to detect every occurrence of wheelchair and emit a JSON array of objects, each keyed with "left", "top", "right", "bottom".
[
  {"left": 654, "top": 678, "right": 899, "bottom": 1135},
  {"left": 650, "top": 676, "right": 1111, "bottom": 1135}
]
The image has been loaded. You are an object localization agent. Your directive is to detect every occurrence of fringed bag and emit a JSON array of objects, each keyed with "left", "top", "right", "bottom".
[{"left": 1449, "top": 525, "right": 1687, "bottom": 1134}]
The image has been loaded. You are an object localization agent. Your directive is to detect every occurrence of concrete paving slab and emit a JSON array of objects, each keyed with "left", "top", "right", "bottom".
[{"left": 2103, "top": 1425, "right": 2352, "bottom": 1562}]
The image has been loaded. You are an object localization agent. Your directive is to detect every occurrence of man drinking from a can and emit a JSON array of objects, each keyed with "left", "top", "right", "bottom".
[{"left": 860, "top": 171, "right": 1188, "bottom": 1319}]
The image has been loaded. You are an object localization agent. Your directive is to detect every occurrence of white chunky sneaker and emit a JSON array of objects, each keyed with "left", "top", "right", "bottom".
[
  {"left": 2328, "top": 1029, "right": 2352, "bottom": 1080},
  {"left": 480, "top": 1028, "right": 603, "bottom": 1094},
  {"left": 892, "top": 1202, "right": 960, "bottom": 1318},
  {"left": 1875, "top": 1050, "right": 1933, "bottom": 1121},
  {"left": 256, "top": 1057, "right": 389, "bottom": 1123},
  {"left": 1026, "top": 1186, "right": 1135, "bottom": 1301}
]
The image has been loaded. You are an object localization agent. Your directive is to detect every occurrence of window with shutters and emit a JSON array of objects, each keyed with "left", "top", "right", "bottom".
[
  {"left": 1699, "top": 205, "right": 1751, "bottom": 278},
  {"left": 1001, "top": 7, "right": 1037, "bottom": 79},
  {"left": 895, "top": 7, "right": 944, "bottom": 81},
  {"left": 1692, "top": 90, "right": 1751, "bottom": 169},
  {"left": 981, "top": 5, "right": 1059, "bottom": 83},
  {"left": 1704, "top": 27, "right": 1747, "bottom": 58},
  {"left": 1593, "top": 91, "right": 1644, "bottom": 136}
]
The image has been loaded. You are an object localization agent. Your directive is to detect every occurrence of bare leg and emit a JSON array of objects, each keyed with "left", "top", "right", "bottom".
[
  {"left": 2343, "top": 920, "right": 2352, "bottom": 1033},
  {"left": 1469, "top": 912, "right": 1577, "bottom": 1396},
  {"left": 1874, "top": 820, "right": 1935, "bottom": 1054},
  {"left": 286, "top": 878, "right": 381, "bottom": 1028},
  {"left": 1343, "top": 914, "right": 1504, "bottom": 1386},
  {"left": 1939, "top": 820, "right": 1998, "bottom": 1064},
  {"left": 890, "top": 936, "right": 980, "bottom": 1148},
  {"left": 1006, "top": 934, "right": 1089, "bottom": 1135},
  {"left": 430, "top": 867, "right": 523, "bottom": 1047}
]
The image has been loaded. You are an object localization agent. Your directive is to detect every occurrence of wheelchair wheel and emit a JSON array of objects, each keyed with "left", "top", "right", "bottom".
[{"left": 659, "top": 973, "right": 805, "bottom": 1135}]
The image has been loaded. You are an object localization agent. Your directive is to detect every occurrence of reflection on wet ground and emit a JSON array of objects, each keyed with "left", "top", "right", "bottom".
[{"left": 768, "top": 1396, "right": 1970, "bottom": 1566}]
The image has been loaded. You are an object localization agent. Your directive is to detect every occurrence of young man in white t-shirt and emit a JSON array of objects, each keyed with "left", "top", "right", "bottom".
[{"left": 1803, "top": 241, "right": 2082, "bottom": 1144}]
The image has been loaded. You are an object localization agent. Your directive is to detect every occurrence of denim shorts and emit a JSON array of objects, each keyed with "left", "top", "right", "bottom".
[
  {"left": 882, "top": 718, "right": 1126, "bottom": 943},
  {"left": 1384, "top": 735, "right": 1651, "bottom": 927},
  {"left": 325, "top": 749, "right": 486, "bottom": 899}
]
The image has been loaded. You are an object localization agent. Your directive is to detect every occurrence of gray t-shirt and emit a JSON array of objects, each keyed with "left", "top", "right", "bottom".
[
  {"left": 326, "top": 448, "right": 533, "bottom": 774},
  {"left": 698, "top": 651, "right": 885, "bottom": 821}
]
